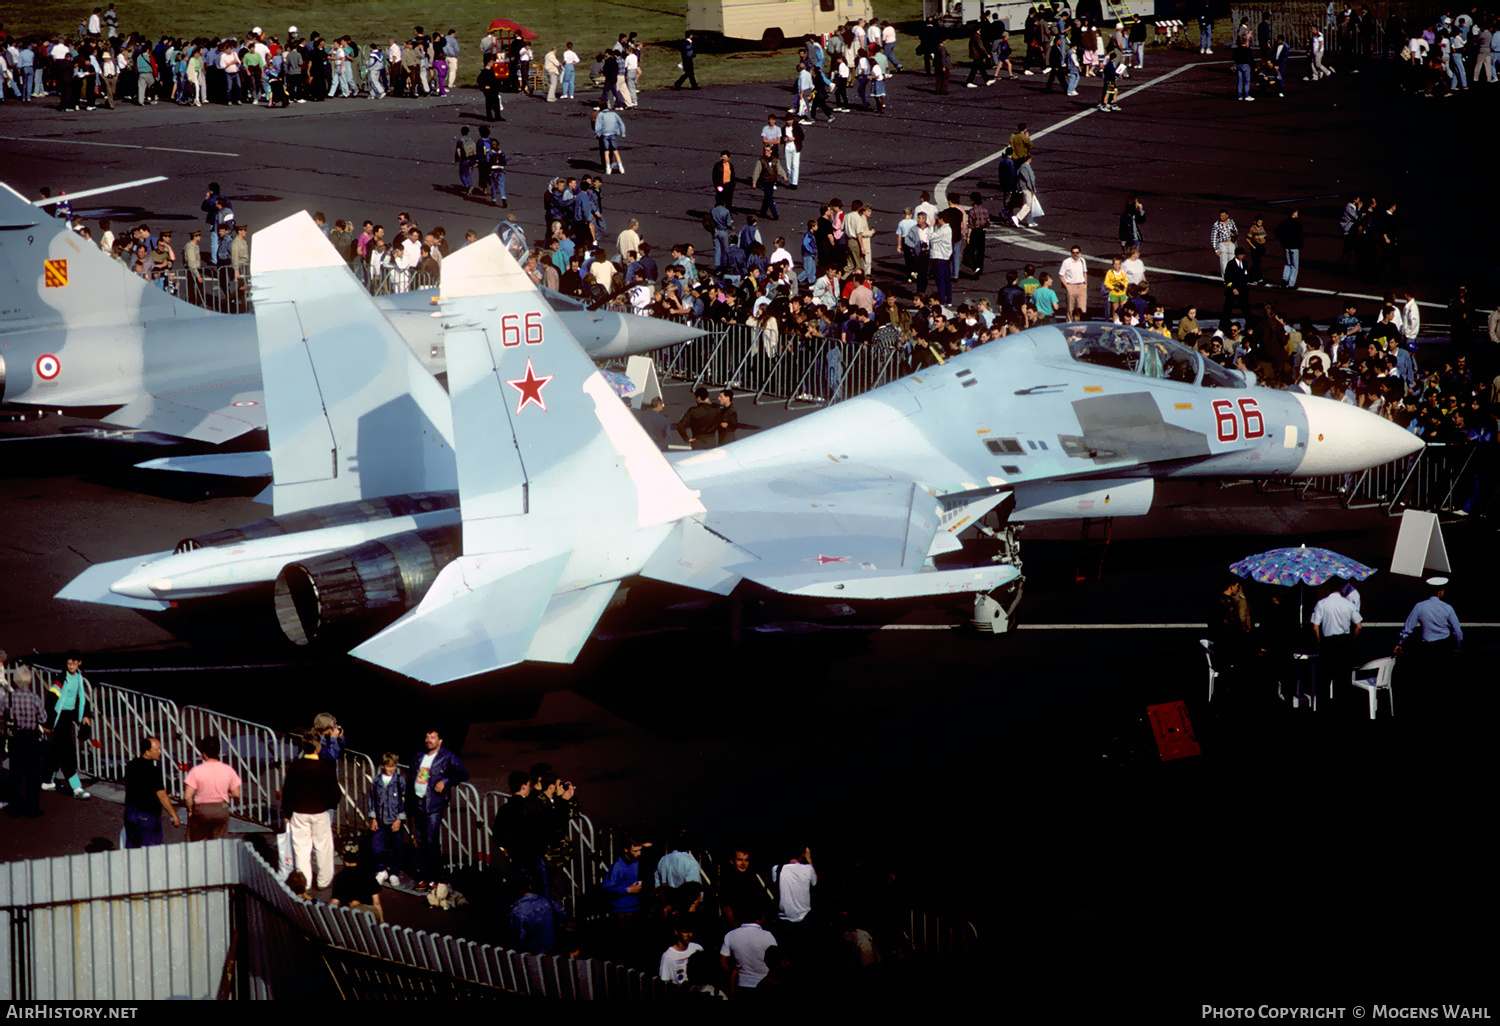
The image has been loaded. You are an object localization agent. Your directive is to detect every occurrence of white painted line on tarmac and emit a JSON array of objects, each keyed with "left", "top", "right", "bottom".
[
  {"left": 934, "top": 64, "right": 1450, "bottom": 310},
  {"left": 934, "top": 62, "right": 1202, "bottom": 211},
  {"left": 0, "top": 135, "right": 241, "bottom": 157}
]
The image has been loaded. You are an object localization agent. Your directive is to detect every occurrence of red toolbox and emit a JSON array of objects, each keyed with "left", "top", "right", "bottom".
[{"left": 1147, "top": 701, "right": 1201, "bottom": 762}]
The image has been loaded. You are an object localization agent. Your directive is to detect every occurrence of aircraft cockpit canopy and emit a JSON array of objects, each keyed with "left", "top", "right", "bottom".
[{"left": 1058, "top": 323, "right": 1245, "bottom": 389}]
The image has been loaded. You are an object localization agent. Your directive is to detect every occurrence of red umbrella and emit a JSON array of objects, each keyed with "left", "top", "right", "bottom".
[{"left": 488, "top": 18, "right": 538, "bottom": 39}]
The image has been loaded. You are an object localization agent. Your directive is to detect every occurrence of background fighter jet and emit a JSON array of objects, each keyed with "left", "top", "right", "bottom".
[
  {"left": 58, "top": 217, "right": 1422, "bottom": 684},
  {"left": 0, "top": 181, "right": 699, "bottom": 445}
]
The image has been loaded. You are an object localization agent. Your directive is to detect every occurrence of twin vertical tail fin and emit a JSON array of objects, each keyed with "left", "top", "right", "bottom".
[{"left": 350, "top": 237, "right": 703, "bottom": 684}]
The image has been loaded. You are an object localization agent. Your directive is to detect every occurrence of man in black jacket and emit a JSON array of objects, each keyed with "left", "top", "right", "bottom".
[
  {"left": 677, "top": 387, "right": 722, "bottom": 449},
  {"left": 281, "top": 731, "right": 341, "bottom": 891},
  {"left": 1220, "top": 247, "right": 1253, "bottom": 328}
]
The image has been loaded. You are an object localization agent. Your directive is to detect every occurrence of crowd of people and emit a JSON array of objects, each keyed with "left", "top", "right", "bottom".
[{"left": 0, "top": 649, "right": 900, "bottom": 999}]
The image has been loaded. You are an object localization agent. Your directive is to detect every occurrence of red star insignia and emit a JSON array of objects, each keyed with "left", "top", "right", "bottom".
[
  {"left": 805, "top": 554, "right": 851, "bottom": 565},
  {"left": 506, "top": 358, "right": 554, "bottom": 415}
]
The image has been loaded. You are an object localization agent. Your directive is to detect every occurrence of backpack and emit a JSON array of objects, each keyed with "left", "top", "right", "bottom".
[{"left": 456, "top": 135, "right": 476, "bottom": 162}]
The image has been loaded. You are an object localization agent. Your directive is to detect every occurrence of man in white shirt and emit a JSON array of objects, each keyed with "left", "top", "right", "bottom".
[
  {"left": 87, "top": 8, "right": 102, "bottom": 36},
  {"left": 1310, "top": 583, "right": 1362, "bottom": 705},
  {"left": 914, "top": 190, "right": 939, "bottom": 225},
  {"left": 616, "top": 219, "right": 641, "bottom": 265},
  {"left": 720, "top": 907, "right": 778, "bottom": 994},
  {"left": 1059, "top": 246, "right": 1088, "bottom": 321},
  {"left": 659, "top": 923, "right": 704, "bottom": 985},
  {"left": 775, "top": 846, "right": 817, "bottom": 924}
]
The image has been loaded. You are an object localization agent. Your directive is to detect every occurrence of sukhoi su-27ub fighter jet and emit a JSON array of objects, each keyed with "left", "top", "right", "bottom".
[{"left": 59, "top": 214, "right": 1421, "bottom": 684}]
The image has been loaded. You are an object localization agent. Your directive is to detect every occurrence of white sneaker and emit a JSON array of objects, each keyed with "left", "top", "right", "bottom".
[
  {"left": 375, "top": 870, "right": 389, "bottom": 885},
  {"left": 1244, "top": 96, "right": 1255, "bottom": 101},
  {"left": 41, "top": 782, "right": 58, "bottom": 791},
  {"left": 73, "top": 789, "right": 92, "bottom": 800},
  {"left": 966, "top": 83, "right": 978, "bottom": 88}
]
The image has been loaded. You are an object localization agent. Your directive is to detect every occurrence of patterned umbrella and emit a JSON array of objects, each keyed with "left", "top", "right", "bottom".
[
  {"left": 1229, "top": 545, "right": 1376, "bottom": 588},
  {"left": 599, "top": 369, "right": 636, "bottom": 398}
]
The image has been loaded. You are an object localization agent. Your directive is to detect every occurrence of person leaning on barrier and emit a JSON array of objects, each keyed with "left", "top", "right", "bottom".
[{"left": 183, "top": 735, "right": 242, "bottom": 841}]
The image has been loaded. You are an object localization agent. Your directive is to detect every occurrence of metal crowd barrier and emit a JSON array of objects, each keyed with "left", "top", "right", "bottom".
[
  {"left": 178, "top": 705, "right": 296, "bottom": 829},
  {"left": 23, "top": 666, "right": 189, "bottom": 801},
  {"left": 1292, "top": 442, "right": 1495, "bottom": 518},
  {"left": 648, "top": 315, "right": 914, "bottom": 409}
]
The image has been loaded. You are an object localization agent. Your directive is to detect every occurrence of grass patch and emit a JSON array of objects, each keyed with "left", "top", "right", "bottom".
[{"left": 3, "top": 0, "right": 923, "bottom": 87}]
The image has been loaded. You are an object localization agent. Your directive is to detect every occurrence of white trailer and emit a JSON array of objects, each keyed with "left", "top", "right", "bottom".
[{"left": 686, "top": 0, "right": 878, "bottom": 48}]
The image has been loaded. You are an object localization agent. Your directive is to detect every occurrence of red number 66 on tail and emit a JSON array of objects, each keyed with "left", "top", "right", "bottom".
[{"left": 500, "top": 312, "right": 545, "bottom": 347}]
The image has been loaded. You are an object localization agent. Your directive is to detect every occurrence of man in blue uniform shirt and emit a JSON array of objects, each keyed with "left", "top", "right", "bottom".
[{"left": 1395, "top": 578, "right": 1462, "bottom": 657}]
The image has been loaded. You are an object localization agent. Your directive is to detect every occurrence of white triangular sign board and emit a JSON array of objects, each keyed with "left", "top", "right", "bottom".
[
  {"left": 624, "top": 356, "right": 662, "bottom": 409},
  {"left": 1390, "top": 510, "right": 1451, "bottom": 577}
]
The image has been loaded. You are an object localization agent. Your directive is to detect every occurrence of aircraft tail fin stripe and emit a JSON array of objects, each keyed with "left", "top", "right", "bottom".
[{"left": 250, "top": 212, "right": 455, "bottom": 516}]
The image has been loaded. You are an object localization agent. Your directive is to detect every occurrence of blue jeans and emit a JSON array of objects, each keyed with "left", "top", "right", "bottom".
[
  {"left": 414, "top": 809, "right": 446, "bottom": 882},
  {"left": 1282, "top": 249, "right": 1300, "bottom": 287},
  {"left": 801, "top": 254, "right": 816, "bottom": 283},
  {"left": 488, "top": 168, "right": 506, "bottom": 201},
  {"left": 1067, "top": 67, "right": 1079, "bottom": 93},
  {"left": 125, "top": 806, "right": 164, "bottom": 848},
  {"left": 561, "top": 63, "right": 575, "bottom": 97},
  {"left": 930, "top": 257, "right": 952, "bottom": 304},
  {"left": 371, "top": 821, "right": 405, "bottom": 873},
  {"left": 1235, "top": 63, "right": 1251, "bottom": 97},
  {"left": 883, "top": 42, "right": 902, "bottom": 70},
  {"left": 1200, "top": 28, "right": 1212, "bottom": 50},
  {"left": 1450, "top": 53, "right": 1467, "bottom": 89}
]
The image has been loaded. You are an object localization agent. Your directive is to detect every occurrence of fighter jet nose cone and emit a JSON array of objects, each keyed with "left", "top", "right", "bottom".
[{"left": 1293, "top": 393, "right": 1423, "bottom": 476}]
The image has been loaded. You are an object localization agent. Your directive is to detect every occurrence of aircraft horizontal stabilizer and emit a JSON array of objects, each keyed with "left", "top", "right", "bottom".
[
  {"left": 350, "top": 551, "right": 569, "bottom": 685},
  {"left": 104, "top": 393, "right": 264, "bottom": 444},
  {"left": 56, "top": 552, "right": 174, "bottom": 611},
  {"left": 136, "top": 451, "right": 274, "bottom": 478},
  {"left": 639, "top": 519, "right": 756, "bottom": 596}
]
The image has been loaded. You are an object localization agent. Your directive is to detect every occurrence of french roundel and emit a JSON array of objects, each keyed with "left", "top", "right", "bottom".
[{"left": 35, "top": 354, "right": 61, "bottom": 380}]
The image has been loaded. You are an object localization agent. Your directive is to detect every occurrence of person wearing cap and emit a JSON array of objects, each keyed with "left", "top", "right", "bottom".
[{"left": 1396, "top": 578, "right": 1462, "bottom": 657}]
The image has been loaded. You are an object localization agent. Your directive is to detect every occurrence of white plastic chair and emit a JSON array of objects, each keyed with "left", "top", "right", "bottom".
[
  {"left": 1199, "top": 639, "right": 1218, "bottom": 702},
  {"left": 1349, "top": 656, "right": 1395, "bottom": 720}
]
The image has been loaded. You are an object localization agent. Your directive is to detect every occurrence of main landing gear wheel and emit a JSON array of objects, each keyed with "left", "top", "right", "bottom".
[{"left": 972, "top": 577, "right": 1024, "bottom": 634}]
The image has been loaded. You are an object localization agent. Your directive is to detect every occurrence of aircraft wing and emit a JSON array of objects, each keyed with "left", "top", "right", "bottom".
[
  {"left": 103, "top": 382, "right": 266, "bottom": 443},
  {"left": 643, "top": 461, "right": 1020, "bottom": 600}
]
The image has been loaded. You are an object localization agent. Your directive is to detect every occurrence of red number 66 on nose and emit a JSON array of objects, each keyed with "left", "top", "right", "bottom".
[
  {"left": 1212, "top": 398, "right": 1265, "bottom": 443},
  {"left": 500, "top": 312, "right": 545, "bottom": 347}
]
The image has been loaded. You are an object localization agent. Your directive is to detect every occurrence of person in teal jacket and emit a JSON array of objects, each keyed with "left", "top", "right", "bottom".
[{"left": 44, "top": 649, "right": 93, "bottom": 799}]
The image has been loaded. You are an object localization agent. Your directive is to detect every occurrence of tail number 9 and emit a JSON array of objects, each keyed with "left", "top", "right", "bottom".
[
  {"left": 500, "top": 312, "right": 545, "bottom": 347},
  {"left": 1212, "top": 398, "right": 1265, "bottom": 443}
]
